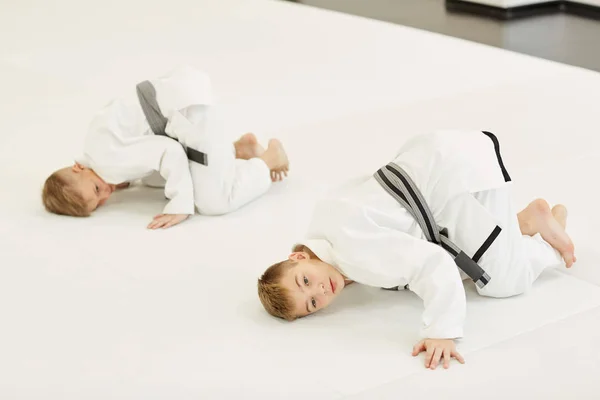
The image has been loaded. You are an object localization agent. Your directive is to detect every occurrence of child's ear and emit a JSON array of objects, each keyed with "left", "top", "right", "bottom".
[
  {"left": 72, "top": 162, "right": 85, "bottom": 172},
  {"left": 289, "top": 252, "right": 310, "bottom": 261}
]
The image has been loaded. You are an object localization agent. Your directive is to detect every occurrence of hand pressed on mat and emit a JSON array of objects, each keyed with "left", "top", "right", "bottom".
[
  {"left": 412, "top": 338, "right": 465, "bottom": 370},
  {"left": 148, "top": 214, "right": 190, "bottom": 229}
]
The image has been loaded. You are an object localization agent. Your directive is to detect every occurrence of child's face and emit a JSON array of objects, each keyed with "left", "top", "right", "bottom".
[
  {"left": 279, "top": 252, "right": 347, "bottom": 318},
  {"left": 64, "top": 164, "right": 116, "bottom": 212}
]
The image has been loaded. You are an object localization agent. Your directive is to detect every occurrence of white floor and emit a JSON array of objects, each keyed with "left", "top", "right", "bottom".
[{"left": 1, "top": 0, "right": 599, "bottom": 398}]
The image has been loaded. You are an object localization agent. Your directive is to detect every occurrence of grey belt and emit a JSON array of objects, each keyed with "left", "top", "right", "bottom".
[
  {"left": 136, "top": 80, "right": 208, "bottom": 166},
  {"left": 374, "top": 162, "right": 491, "bottom": 289}
]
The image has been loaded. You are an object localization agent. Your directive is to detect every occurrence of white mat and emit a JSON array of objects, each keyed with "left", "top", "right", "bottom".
[{"left": 1, "top": 0, "right": 599, "bottom": 398}]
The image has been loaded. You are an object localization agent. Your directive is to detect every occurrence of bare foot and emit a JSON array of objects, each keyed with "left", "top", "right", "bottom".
[
  {"left": 518, "top": 199, "right": 576, "bottom": 268},
  {"left": 260, "top": 139, "right": 289, "bottom": 182},
  {"left": 234, "top": 133, "right": 265, "bottom": 160},
  {"left": 552, "top": 204, "right": 577, "bottom": 264},
  {"left": 552, "top": 204, "right": 567, "bottom": 229}
]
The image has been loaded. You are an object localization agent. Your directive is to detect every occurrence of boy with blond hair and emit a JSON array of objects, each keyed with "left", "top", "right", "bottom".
[
  {"left": 42, "top": 65, "right": 289, "bottom": 228},
  {"left": 258, "top": 129, "right": 575, "bottom": 370}
]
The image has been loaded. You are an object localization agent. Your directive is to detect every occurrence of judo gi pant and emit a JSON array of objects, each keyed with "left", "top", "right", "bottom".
[
  {"left": 470, "top": 186, "right": 563, "bottom": 298},
  {"left": 172, "top": 104, "right": 272, "bottom": 215}
]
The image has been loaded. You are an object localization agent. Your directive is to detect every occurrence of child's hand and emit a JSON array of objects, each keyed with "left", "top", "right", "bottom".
[
  {"left": 412, "top": 338, "right": 465, "bottom": 370},
  {"left": 147, "top": 214, "right": 190, "bottom": 229}
]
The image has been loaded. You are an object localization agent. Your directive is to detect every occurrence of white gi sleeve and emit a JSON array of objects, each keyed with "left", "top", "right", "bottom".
[
  {"left": 154, "top": 139, "right": 195, "bottom": 215},
  {"left": 333, "top": 220, "right": 466, "bottom": 340},
  {"left": 404, "top": 241, "right": 466, "bottom": 340},
  {"left": 120, "top": 136, "right": 194, "bottom": 215}
]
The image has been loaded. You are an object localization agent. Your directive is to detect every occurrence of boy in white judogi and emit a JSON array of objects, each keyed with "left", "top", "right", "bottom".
[
  {"left": 258, "top": 129, "right": 576, "bottom": 369},
  {"left": 42, "top": 65, "right": 289, "bottom": 228}
]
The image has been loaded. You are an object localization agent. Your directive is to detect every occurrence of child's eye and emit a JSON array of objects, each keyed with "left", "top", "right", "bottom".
[
  {"left": 311, "top": 298, "right": 317, "bottom": 308},
  {"left": 303, "top": 276, "right": 309, "bottom": 285},
  {"left": 95, "top": 185, "right": 99, "bottom": 193}
]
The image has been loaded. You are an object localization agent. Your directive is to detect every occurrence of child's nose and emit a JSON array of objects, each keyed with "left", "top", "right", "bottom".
[{"left": 310, "top": 284, "right": 324, "bottom": 296}]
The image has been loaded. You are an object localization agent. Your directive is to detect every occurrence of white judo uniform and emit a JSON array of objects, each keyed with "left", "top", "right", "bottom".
[
  {"left": 76, "top": 65, "right": 272, "bottom": 216},
  {"left": 296, "top": 130, "right": 563, "bottom": 340}
]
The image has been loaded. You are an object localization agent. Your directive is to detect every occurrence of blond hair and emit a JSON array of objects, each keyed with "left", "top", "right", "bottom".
[
  {"left": 257, "top": 259, "right": 297, "bottom": 321},
  {"left": 42, "top": 170, "right": 90, "bottom": 217}
]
